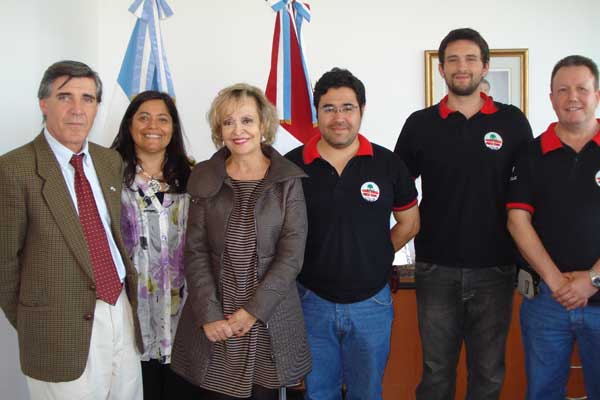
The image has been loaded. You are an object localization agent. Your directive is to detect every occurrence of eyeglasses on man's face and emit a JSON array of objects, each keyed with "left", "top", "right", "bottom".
[{"left": 319, "top": 104, "right": 359, "bottom": 115}]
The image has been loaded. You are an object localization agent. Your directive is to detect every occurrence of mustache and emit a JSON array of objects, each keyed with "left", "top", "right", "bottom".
[
  {"left": 452, "top": 72, "right": 473, "bottom": 79},
  {"left": 328, "top": 122, "right": 350, "bottom": 128}
]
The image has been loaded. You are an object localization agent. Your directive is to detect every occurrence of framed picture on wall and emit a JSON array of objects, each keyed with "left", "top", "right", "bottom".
[{"left": 424, "top": 48, "right": 529, "bottom": 116}]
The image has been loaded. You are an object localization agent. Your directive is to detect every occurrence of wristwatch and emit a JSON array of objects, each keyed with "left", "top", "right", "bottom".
[{"left": 590, "top": 269, "right": 600, "bottom": 289}]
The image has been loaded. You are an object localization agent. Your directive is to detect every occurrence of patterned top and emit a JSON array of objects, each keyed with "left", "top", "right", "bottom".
[
  {"left": 201, "top": 178, "right": 280, "bottom": 397},
  {"left": 120, "top": 174, "right": 189, "bottom": 363}
]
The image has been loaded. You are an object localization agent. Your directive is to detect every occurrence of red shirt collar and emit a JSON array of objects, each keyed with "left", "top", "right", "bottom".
[
  {"left": 303, "top": 133, "right": 374, "bottom": 164},
  {"left": 540, "top": 120, "right": 600, "bottom": 155},
  {"left": 438, "top": 92, "right": 498, "bottom": 119}
]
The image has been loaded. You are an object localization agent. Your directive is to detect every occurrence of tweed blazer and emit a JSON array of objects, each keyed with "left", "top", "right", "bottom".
[
  {"left": 171, "top": 145, "right": 312, "bottom": 386},
  {"left": 0, "top": 133, "right": 143, "bottom": 382}
]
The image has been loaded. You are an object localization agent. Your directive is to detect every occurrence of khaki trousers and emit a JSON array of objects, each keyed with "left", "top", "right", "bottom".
[{"left": 26, "top": 289, "right": 143, "bottom": 400}]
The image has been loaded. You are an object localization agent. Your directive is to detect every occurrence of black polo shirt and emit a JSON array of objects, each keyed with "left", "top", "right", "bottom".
[
  {"left": 286, "top": 134, "right": 417, "bottom": 303},
  {"left": 507, "top": 122, "right": 600, "bottom": 304},
  {"left": 394, "top": 93, "right": 533, "bottom": 268}
]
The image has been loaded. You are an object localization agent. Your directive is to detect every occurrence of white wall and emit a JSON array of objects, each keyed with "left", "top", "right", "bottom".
[
  {"left": 1, "top": 3, "right": 99, "bottom": 398},
  {"left": 2, "top": 1, "right": 600, "bottom": 398}
]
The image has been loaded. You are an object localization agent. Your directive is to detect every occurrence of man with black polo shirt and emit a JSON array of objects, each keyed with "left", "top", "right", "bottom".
[
  {"left": 507, "top": 55, "right": 600, "bottom": 400},
  {"left": 286, "top": 68, "right": 419, "bottom": 400},
  {"left": 394, "top": 28, "right": 533, "bottom": 400}
]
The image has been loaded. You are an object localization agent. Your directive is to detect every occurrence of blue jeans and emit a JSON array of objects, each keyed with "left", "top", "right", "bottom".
[
  {"left": 521, "top": 281, "right": 600, "bottom": 400},
  {"left": 415, "top": 263, "right": 515, "bottom": 400},
  {"left": 297, "top": 283, "right": 394, "bottom": 400}
]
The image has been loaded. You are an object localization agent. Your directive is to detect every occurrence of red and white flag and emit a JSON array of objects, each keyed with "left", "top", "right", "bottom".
[{"left": 266, "top": 0, "right": 319, "bottom": 153}]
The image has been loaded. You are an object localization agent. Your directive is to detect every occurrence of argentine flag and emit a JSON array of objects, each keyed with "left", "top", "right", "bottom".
[{"left": 101, "top": 0, "right": 175, "bottom": 144}]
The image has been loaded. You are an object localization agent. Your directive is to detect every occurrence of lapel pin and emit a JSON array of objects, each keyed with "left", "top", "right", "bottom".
[{"left": 110, "top": 186, "right": 116, "bottom": 192}]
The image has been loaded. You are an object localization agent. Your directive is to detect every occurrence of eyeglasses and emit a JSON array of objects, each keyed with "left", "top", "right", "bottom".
[{"left": 319, "top": 104, "right": 359, "bottom": 115}]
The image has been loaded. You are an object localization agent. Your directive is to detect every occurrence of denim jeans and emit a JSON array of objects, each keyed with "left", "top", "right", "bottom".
[
  {"left": 297, "top": 283, "right": 394, "bottom": 400},
  {"left": 414, "top": 263, "right": 515, "bottom": 400},
  {"left": 521, "top": 281, "right": 600, "bottom": 400}
]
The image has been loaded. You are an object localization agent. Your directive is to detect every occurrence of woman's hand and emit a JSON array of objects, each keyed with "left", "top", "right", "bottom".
[
  {"left": 226, "top": 308, "right": 257, "bottom": 337},
  {"left": 203, "top": 320, "right": 234, "bottom": 342}
]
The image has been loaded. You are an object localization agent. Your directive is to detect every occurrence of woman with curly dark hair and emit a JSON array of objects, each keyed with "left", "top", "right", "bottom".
[{"left": 111, "top": 90, "right": 194, "bottom": 400}]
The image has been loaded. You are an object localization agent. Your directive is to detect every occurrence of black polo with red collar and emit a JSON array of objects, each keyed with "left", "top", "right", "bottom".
[
  {"left": 507, "top": 122, "right": 600, "bottom": 287},
  {"left": 286, "top": 134, "right": 417, "bottom": 303},
  {"left": 395, "top": 93, "right": 533, "bottom": 268}
]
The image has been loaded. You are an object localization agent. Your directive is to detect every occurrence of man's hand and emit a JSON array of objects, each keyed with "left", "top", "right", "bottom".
[
  {"left": 553, "top": 271, "right": 598, "bottom": 310},
  {"left": 226, "top": 308, "right": 257, "bottom": 337},
  {"left": 203, "top": 320, "right": 234, "bottom": 342},
  {"left": 546, "top": 274, "right": 570, "bottom": 294}
]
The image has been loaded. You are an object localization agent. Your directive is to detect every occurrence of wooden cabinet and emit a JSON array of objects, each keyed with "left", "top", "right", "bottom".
[{"left": 383, "top": 290, "right": 587, "bottom": 399}]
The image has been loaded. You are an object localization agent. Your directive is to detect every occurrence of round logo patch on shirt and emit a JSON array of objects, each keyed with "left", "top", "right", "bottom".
[
  {"left": 360, "top": 182, "right": 380, "bottom": 202},
  {"left": 484, "top": 132, "right": 503, "bottom": 150},
  {"left": 595, "top": 170, "right": 600, "bottom": 187}
]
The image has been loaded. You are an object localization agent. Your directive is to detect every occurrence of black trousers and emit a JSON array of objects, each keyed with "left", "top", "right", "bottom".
[
  {"left": 414, "top": 263, "right": 515, "bottom": 400},
  {"left": 141, "top": 360, "right": 204, "bottom": 400},
  {"left": 196, "top": 385, "right": 279, "bottom": 400}
]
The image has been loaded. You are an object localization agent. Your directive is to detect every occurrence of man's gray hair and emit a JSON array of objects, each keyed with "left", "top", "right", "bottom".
[
  {"left": 38, "top": 60, "right": 103, "bottom": 102},
  {"left": 38, "top": 60, "right": 102, "bottom": 123}
]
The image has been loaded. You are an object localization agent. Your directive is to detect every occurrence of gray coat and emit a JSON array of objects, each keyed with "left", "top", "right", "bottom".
[{"left": 171, "top": 145, "right": 311, "bottom": 387}]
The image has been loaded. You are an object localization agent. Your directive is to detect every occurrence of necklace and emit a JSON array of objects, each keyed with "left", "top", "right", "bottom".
[{"left": 136, "top": 165, "right": 169, "bottom": 193}]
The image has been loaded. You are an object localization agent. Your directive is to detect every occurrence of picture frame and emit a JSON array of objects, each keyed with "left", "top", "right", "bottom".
[{"left": 424, "top": 48, "right": 529, "bottom": 116}]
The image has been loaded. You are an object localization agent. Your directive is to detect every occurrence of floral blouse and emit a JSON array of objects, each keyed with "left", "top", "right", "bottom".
[{"left": 121, "top": 175, "right": 189, "bottom": 363}]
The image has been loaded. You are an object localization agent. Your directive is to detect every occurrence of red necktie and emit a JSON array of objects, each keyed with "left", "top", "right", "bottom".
[{"left": 70, "top": 154, "right": 123, "bottom": 305}]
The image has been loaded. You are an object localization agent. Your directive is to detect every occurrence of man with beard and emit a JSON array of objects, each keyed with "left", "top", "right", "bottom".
[
  {"left": 394, "top": 28, "right": 532, "bottom": 400},
  {"left": 286, "top": 68, "right": 420, "bottom": 399}
]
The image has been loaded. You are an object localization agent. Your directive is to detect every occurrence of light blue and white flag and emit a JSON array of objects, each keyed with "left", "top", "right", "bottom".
[
  {"left": 117, "top": 0, "right": 175, "bottom": 98},
  {"left": 100, "top": 0, "right": 175, "bottom": 144}
]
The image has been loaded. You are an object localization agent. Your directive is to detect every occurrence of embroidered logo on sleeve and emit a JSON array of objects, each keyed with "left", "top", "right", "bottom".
[
  {"left": 361, "top": 182, "right": 380, "bottom": 202},
  {"left": 484, "top": 132, "right": 503, "bottom": 150}
]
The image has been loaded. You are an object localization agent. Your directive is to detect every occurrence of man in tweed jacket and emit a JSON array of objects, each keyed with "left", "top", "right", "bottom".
[{"left": 0, "top": 61, "right": 143, "bottom": 399}]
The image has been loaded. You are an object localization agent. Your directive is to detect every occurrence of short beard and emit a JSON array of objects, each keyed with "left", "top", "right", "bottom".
[
  {"left": 321, "top": 131, "right": 358, "bottom": 149},
  {"left": 446, "top": 76, "right": 482, "bottom": 96}
]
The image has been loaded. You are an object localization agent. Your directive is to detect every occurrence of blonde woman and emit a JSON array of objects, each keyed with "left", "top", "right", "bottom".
[{"left": 172, "top": 84, "right": 311, "bottom": 399}]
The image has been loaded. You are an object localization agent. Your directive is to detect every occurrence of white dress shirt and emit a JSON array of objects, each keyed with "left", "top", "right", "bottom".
[{"left": 44, "top": 129, "right": 126, "bottom": 281}]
